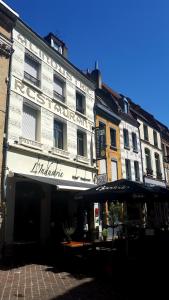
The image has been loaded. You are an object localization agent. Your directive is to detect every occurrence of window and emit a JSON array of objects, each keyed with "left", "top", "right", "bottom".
[
  {"left": 76, "top": 91, "right": 85, "bottom": 114},
  {"left": 153, "top": 130, "right": 158, "bottom": 147},
  {"left": 155, "top": 153, "right": 162, "bottom": 179},
  {"left": 132, "top": 132, "right": 138, "bottom": 152},
  {"left": 77, "top": 130, "right": 86, "bottom": 156},
  {"left": 134, "top": 161, "right": 140, "bottom": 181},
  {"left": 54, "top": 120, "right": 64, "bottom": 149},
  {"left": 145, "top": 148, "right": 152, "bottom": 175},
  {"left": 162, "top": 143, "right": 165, "bottom": 156},
  {"left": 110, "top": 128, "right": 116, "bottom": 149},
  {"left": 125, "top": 159, "right": 131, "bottom": 180},
  {"left": 123, "top": 128, "right": 129, "bottom": 149},
  {"left": 111, "top": 160, "right": 118, "bottom": 181},
  {"left": 53, "top": 75, "right": 65, "bottom": 101},
  {"left": 166, "top": 146, "right": 169, "bottom": 156},
  {"left": 123, "top": 98, "right": 129, "bottom": 114},
  {"left": 51, "top": 39, "right": 63, "bottom": 54},
  {"left": 22, "top": 104, "right": 38, "bottom": 141},
  {"left": 99, "top": 159, "right": 107, "bottom": 174},
  {"left": 143, "top": 124, "right": 149, "bottom": 141},
  {"left": 24, "top": 54, "right": 40, "bottom": 87}
]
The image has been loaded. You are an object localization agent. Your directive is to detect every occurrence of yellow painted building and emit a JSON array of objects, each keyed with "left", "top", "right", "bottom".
[
  {"left": 95, "top": 86, "right": 122, "bottom": 183},
  {"left": 95, "top": 87, "right": 122, "bottom": 228},
  {"left": 96, "top": 115, "right": 122, "bottom": 182}
]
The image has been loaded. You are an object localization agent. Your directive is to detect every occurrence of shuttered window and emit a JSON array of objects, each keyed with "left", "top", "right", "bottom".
[
  {"left": 24, "top": 54, "right": 40, "bottom": 87},
  {"left": 25, "top": 55, "right": 39, "bottom": 78},
  {"left": 54, "top": 76, "right": 65, "bottom": 98},
  {"left": 22, "top": 104, "right": 37, "bottom": 141}
]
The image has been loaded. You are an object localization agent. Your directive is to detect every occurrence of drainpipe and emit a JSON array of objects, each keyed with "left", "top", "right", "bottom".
[
  {"left": 138, "top": 125, "right": 144, "bottom": 184},
  {"left": 1, "top": 28, "right": 15, "bottom": 252}
]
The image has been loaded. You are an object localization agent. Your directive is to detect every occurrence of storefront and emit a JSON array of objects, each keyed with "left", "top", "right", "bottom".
[{"left": 5, "top": 149, "right": 96, "bottom": 246}]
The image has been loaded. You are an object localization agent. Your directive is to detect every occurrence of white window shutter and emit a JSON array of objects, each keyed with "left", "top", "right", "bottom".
[
  {"left": 25, "top": 56, "right": 38, "bottom": 78},
  {"left": 22, "top": 104, "right": 37, "bottom": 141},
  {"left": 99, "top": 159, "right": 106, "bottom": 174},
  {"left": 54, "top": 77, "right": 64, "bottom": 95},
  {"left": 111, "top": 160, "right": 118, "bottom": 181}
]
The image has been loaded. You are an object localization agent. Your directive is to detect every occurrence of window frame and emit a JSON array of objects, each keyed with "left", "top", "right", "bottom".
[
  {"left": 22, "top": 102, "right": 40, "bottom": 142},
  {"left": 77, "top": 130, "right": 86, "bottom": 157},
  {"left": 145, "top": 148, "right": 153, "bottom": 176},
  {"left": 76, "top": 91, "right": 85, "bottom": 115},
  {"left": 53, "top": 74, "right": 65, "bottom": 102},
  {"left": 132, "top": 132, "right": 138, "bottom": 152},
  {"left": 53, "top": 119, "right": 65, "bottom": 150},
  {"left": 123, "top": 98, "right": 129, "bottom": 114},
  {"left": 134, "top": 161, "right": 140, "bottom": 182},
  {"left": 123, "top": 128, "right": 130, "bottom": 149},
  {"left": 24, "top": 52, "right": 41, "bottom": 87},
  {"left": 143, "top": 124, "right": 149, "bottom": 141},
  {"left": 153, "top": 130, "right": 158, "bottom": 147},
  {"left": 110, "top": 127, "right": 117, "bottom": 149},
  {"left": 125, "top": 158, "right": 132, "bottom": 180},
  {"left": 155, "top": 152, "right": 162, "bottom": 179}
]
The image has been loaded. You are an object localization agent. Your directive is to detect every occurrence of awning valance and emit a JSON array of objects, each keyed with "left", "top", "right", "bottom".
[{"left": 14, "top": 173, "right": 96, "bottom": 191}]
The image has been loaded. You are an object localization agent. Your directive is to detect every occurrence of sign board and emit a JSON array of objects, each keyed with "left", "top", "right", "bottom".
[{"left": 95, "top": 125, "right": 106, "bottom": 160}]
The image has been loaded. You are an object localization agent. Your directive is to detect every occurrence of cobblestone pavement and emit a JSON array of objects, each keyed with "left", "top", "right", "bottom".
[{"left": 0, "top": 261, "right": 122, "bottom": 300}]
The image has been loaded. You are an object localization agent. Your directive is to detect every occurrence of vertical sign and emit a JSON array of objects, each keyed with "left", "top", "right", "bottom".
[{"left": 95, "top": 124, "right": 106, "bottom": 160}]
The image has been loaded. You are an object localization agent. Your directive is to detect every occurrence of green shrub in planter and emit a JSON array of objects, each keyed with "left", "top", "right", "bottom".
[{"left": 102, "top": 228, "right": 108, "bottom": 241}]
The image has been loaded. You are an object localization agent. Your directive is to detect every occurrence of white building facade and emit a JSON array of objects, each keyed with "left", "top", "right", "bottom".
[
  {"left": 138, "top": 119, "right": 165, "bottom": 187},
  {"left": 120, "top": 119, "right": 143, "bottom": 182},
  {"left": 4, "top": 20, "right": 96, "bottom": 246}
]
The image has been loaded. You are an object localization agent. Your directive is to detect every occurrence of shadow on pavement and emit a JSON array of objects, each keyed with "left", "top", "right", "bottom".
[{"left": 0, "top": 242, "right": 169, "bottom": 300}]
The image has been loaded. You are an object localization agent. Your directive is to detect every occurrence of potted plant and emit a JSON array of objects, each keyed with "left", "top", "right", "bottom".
[
  {"left": 62, "top": 220, "right": 77, "bottom": 243},
  {"left": 102, "top": 228, "right": 108, "bottom": 241}
]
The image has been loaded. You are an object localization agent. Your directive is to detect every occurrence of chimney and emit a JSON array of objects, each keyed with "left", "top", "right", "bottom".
[{"left": 89, "top": 61, "right": 102, "bottom": 89}]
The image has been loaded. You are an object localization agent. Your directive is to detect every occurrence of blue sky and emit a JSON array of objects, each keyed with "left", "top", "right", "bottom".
[{"left": 5, "top": 0, "right": 169, "bottom": 127}]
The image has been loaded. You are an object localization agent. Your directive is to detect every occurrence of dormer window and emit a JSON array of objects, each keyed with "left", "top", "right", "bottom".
[
  {"left": 123, "top": 98, "right": 128, "bottom": 114},
  {"left": 51, "top": 38, "right": 63, "bottom": 54}
]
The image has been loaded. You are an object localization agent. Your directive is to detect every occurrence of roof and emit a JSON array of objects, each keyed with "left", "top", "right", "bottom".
[
  {"left": 129, "top": 99, "right": 160, "bottom": 131},
  {"left": 17, "top": 19, "right": 95, "bottom": 90},
  {"left": 101, "top": 84, "right": 139, "bottom": 127}
]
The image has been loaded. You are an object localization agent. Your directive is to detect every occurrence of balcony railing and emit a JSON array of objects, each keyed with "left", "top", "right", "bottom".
[
  {"left": 51, "top": 147, "right": 69, "bottom": 158},
  {"left": 156, "top": 172, "right": 162, "bottom": 180},
  {"left": 24, "top": 71, "right": 40, "bottom": 87},
  {"left": 53, "top": 90, "right": 65, "bottom": 102},
  {"left": 146, "top": 168, "right": 153, "bottom": 177},
  {"left": 164, "top": 155, "right": 169, "bottom": 163}
]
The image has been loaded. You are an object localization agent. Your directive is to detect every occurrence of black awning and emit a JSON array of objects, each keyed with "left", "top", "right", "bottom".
[
  {"left": 15, "top": 173, "right": 96, "bottom": 191},
  {"left": 75, "top": 179, "right": 166, "bottom": 203}
]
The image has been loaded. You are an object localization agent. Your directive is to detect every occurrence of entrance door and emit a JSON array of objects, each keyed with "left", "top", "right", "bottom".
[
  {"left": 14, "top": 182, "right": 42, "bottom": 242},
  {"left": 111, "top": 160, "right": 118, "bottom": 181}
]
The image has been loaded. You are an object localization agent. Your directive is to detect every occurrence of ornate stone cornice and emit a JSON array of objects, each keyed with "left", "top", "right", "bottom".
[{"left": 0, "top": 34, "right": 13, "bottom": 57}]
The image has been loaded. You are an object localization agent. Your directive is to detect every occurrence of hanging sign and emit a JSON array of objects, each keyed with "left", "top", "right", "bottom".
[{"left": 95, "top": 124, "right": 106, "bottom": 160}]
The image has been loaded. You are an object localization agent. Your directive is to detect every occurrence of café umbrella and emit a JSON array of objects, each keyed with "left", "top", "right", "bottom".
[{"left": 75, "top": 179, "right": 152, "bottom": 203}]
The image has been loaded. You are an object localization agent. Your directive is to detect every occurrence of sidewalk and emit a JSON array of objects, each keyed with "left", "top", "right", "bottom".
[{"left": 0, "top": 254, "right": 123, "bottom": 300}]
